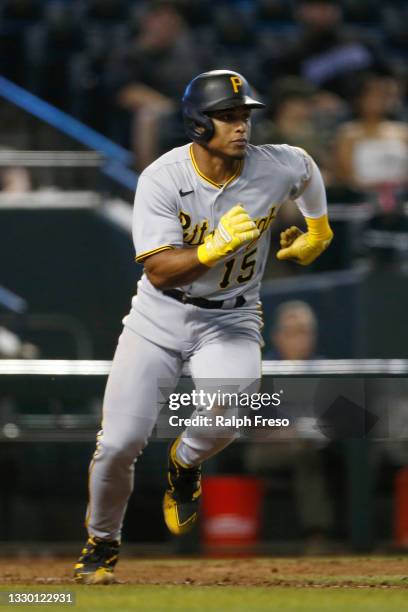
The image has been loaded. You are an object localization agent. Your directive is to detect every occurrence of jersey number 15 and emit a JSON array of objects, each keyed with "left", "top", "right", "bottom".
[{"left": 219, "top": 248, "right": 257, "bottom": 289}]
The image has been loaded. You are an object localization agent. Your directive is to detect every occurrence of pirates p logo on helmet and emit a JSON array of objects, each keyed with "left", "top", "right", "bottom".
[{"left": 230, "top": 76, "right": 243, "bottom": 93}]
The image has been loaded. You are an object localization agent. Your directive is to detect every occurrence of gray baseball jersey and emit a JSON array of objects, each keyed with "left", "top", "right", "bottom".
[{"left": 133, "top": 142, "right": 311, "bottom": 304}]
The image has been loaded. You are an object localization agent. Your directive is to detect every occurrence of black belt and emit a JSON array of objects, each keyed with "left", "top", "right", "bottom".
[{"left": 163, "top": 289, "right": 246, "bottom": 309}]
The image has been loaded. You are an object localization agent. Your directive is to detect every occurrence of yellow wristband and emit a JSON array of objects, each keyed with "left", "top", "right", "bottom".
[
  {"left": 197, "top": 242, "right": 216, "bottom": 267},
  {"left": 305, "top": 214, "right": 333, "bottom": 243}
]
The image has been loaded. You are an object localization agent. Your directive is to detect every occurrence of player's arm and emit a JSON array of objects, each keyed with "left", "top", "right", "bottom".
[
  {"left": 144, "top": 248, "right": 207, "bottom": 289},
  {"left": 276, "top": 154, "right": 333, "bottom": 266},
  {"left": 145, "top": 205, "right": 260, "bottom": 290}
]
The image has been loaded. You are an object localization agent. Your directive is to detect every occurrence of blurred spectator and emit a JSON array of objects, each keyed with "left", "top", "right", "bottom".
[
  {"left": 107, "top": 1, "right": 205, "bottom": 170},
  {"left": 263, "top": 0, "right": 391, "bottom": 102},
  {"left": 252, "top": 77, "right": 332, "bottom": 178},
  {"left": 265, "top": 300, "right": 320, "bottom": 360},
  {"left": 0, "top": 325, "right": 39, "bottom": 358},
  {"left": 362, "top": 191, "right": 408, "bottom": 268},
  {"left": 246, "top": 301, "right": 333, "bottom": 553},
  {"left": 0, "top": 0, "right": 43, "bottom": 85},
  {"left": 382, "top": 3, "right": 408, "bottom": 61},
  {"left": 333, "top": 74, "right": 408, "bottom": 192},
  {"left": 0, "top": 148, "right": 32, "bottom": 192},
  {"left": 28, "top": 3, "right": 84, "bottom": 110},
  {"left": 257, "top": 0, "right": 292, "bottom": 22},
  {"left": 209, "top": 2, "right": 261, "bottom": 83},
  {"left": 0, "top": 166, "right": 31, "bottom": 192},
  {"left": 83, "top": 0, "right": 129, "bottom": 22}
]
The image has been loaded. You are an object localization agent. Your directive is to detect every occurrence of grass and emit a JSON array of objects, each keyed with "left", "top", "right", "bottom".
[
  {"left": 0, "top": 584, "right": 407, "bottom": 612},
  {"left": 0, "top": 557, "right": 407, "bottom": 611}
]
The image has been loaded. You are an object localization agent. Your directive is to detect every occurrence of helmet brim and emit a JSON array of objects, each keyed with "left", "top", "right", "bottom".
[{"left": 202, "top": 95, "right": 265, "bottom": 112}]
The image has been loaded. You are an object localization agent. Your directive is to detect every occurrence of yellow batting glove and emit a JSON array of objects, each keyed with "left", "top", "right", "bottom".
[
  {"left": 276, "top": 214, "right": 333, "bottom": 266},
  {"left": 197, "top": 204, "right": 260, "bottom": 267}
]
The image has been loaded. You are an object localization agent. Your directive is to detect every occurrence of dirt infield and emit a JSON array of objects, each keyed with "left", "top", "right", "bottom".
[{"left": 0, "top": 557, "right": 407, "bottom": 588}]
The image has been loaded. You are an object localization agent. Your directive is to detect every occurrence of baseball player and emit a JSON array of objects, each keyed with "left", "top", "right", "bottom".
[{"left": 74, "top": 70, "right": 333, "bottom": 584}]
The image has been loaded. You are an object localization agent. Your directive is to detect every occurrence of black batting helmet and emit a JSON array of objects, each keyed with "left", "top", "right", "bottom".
[{"left": 182, "top": 70, "right": 265, "bottom": 143}]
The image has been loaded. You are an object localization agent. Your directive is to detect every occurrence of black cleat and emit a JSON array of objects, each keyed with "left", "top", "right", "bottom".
[
  {"left": 163, "top": 437, "right": 202, "bottom": 535},
  {"left": 74, "top": 536, "right": 120, "bottom": 584}
]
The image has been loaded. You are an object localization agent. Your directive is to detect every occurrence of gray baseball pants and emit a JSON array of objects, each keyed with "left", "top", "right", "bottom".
[{"left": 86, "top": 325, "right": 261, "bottom": 540}]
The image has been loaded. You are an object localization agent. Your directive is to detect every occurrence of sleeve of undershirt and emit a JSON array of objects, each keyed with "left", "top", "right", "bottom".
[{"left": 288, "top": 146, "right": 328, "bottom": 219}]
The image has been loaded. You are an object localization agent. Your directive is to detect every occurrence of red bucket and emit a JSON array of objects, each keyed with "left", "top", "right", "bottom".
[
  {"left": 395, "top": 467, "right": 408, "bottom": 547},
  {"left": 201, "top": 476, "right": 263, "bottom": 555}
]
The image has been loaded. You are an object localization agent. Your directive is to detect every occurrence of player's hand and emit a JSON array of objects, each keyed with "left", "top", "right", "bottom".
[
  {"left": 197, "top": 204, "right": 260, "bottom": 267},
  {"left": 276, "top": 225, "right": 333, "bottom": 266}
]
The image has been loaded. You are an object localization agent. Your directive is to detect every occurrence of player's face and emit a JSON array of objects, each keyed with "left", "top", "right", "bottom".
[{"left": 206, "top": 106, "right": 252, "bottom": 159}]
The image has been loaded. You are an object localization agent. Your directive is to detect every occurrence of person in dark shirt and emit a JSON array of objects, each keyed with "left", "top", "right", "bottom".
[
  {"left": 107, "top": 2, "right": 205, "bottom": 170},
  {"left": 264, "top": 0, "right": 390, "bottom": 102}
]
